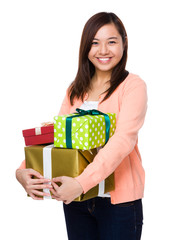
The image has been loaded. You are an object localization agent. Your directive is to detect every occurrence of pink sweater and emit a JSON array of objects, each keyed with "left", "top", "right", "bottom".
[{"left": 19, "top": 73, "right": 147, "bottom": 204}]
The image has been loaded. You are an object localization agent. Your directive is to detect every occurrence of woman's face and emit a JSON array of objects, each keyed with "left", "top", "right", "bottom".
[{"left": 88, "top": 23, "right": 124, "bottom": 75}]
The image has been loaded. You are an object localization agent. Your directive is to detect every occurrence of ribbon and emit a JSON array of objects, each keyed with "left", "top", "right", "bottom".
[
  {"left": 43, "top": 144, "right": 54, "bottom": 199},
  {"left": 35, "top": 122, "right": 53, "bottom": 136},
  {"left": 35, "top": 127, "right": 41, "bottom": 135},
  {"left": 66, "top": 108, "right": 111, "bottom": 149},
  {"left": 98, "top": 180, "right": 105, "bottom": 196}
]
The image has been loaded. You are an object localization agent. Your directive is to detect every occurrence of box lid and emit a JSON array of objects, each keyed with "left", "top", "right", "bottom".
[{"left": 22, "top": 125, "right": 54, "bottom": 137}]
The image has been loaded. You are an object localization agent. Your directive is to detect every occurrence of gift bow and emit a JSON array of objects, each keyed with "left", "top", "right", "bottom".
[
  {"left": 66, "top": 108, "right": 111, "bottom": 149},
  {"left": 41, "top": 121, "right": 54, "bottom": 126}
]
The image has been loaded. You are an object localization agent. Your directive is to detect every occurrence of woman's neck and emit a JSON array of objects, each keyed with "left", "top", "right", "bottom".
[
  {"left": 86, "top": 70, "right": 111, "bottom": 101},
  {"left": 92, "top": 70, "right": 111, "bottom": 87}
]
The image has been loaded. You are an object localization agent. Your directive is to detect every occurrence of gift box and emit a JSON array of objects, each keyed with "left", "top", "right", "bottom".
[
  {"left": 23, "top": 124, "right": 54, "bottom": 146},
  {"left": 54, "top": 108, "right": 116, "bottom": 150},
  {"left": 25, "top": 144, "right": 115, "bottom": 201}
]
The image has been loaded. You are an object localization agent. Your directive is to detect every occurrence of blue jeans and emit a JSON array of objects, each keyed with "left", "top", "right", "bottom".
[{"left": 63, "top": 197, "right": 143, "bottom": 240}]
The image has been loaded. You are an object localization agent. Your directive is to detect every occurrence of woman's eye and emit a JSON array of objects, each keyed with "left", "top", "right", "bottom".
[
  {"left": 109, "top": 41, "right": 116, "bottom": 45},
  {"left": 92, "top": 41, "right": 99, "bottom": 45}
]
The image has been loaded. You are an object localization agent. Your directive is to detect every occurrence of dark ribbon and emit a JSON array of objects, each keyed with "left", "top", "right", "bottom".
[{"left": 66, "top": 108, "right": 111, "bottom": 149}]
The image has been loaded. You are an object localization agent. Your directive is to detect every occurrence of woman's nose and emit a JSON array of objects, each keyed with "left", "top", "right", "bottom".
[{"left": 98, "top": 43, "right": 109, "bottom": 55}]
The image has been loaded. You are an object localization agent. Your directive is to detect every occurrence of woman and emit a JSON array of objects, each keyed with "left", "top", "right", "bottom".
[{"left": 16, "top": 12, "right": 147, "bottom": 239}]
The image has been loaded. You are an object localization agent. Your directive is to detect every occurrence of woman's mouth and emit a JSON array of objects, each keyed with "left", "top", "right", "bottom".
[{"left": 97, "top": 57, "right": 112, "bottom": 64}]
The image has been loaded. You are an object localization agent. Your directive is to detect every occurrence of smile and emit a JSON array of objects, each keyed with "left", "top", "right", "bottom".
[{"left": 97, "top": 57, "right": 112, "bottom": 63}]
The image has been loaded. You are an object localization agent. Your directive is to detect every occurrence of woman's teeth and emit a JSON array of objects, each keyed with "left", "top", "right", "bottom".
[
  {"left": 97, "top": 57, "right": 111, "bottom": 63},
  {"left": 98, "top": 58, "right": 110, "bottom": 60}
]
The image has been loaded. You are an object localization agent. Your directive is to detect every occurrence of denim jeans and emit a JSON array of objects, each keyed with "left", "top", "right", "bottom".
[{"left": 63, "top": 197, "right": 143, "bottom": 240}]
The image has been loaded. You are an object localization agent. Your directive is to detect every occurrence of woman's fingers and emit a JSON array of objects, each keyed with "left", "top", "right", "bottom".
[
  {"left": 29, "top": 188, "right": 52, "bottom": 199},
  {"left": 50, "top": 187, "right": 58, "bottom": 196},
  {"left": 32, "top": 190, "right": 50, "bottom": 197},
  {"left": 49, "top": 181, "right": 62, "bottom": 199},
  {"left": 28, "top": 169, "right": 44, "bottom": 179},
  {"left": 17, "top": 168, "right": 54, "bottom": 200},
  {"left": 26, "top": 179, "right": 53, "bottom": 197},
  {"left": 51, "top": 194, "right": 62, "bottom": 201},
  {"left": 50, "top": 181, "right": 59, "bottom": 196},
  {"left": 32, "top": 178, "right": 51, "bottom": 185},
  {"left": 29, "top": 193, "right": 44, "bottom": 200},
  {"left": 30, "top": 183, "right": 53, "bottom": 190},
  {"left": 51, "top": 180, "right": 59, "bottom": 190},
  {"left": 52, "top": 176, "right": 63, "bottom": 183}
]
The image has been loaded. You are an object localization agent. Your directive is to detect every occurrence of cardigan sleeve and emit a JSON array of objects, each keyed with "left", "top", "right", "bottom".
[
  {"left": 58, "top": 89, "right": 71, "bottom": 115},
  {"left": 18, "top": 160, "right": 26, "bottom": 169},
  {"left": 75, "top": 78, "right": 148, "bottom": 193}
]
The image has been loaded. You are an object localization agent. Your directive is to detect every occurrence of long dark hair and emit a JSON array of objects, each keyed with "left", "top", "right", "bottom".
[{"left": 69, "top": 12, "right": 129, "bottom": 105}]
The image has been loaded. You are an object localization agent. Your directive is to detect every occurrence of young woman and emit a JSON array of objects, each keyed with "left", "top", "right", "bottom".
[{"left": 16, "top": 12, "right": 147, "bottom": 240}]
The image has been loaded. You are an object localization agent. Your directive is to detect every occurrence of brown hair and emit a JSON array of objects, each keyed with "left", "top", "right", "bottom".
[{"left": 69, "top": 12, "right": 129, "bottom": 105}]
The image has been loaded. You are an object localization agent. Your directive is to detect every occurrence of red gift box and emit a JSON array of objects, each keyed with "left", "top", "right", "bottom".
[{"left": 22, "top": 124, "right": 54, "bottom": 146}]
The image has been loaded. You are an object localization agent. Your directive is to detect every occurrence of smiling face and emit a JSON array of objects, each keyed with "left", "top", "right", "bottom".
[{"left": 88, "top": 23, "right": 124, "bottom": 75}]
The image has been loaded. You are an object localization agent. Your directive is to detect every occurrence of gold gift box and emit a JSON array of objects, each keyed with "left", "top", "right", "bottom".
[{"left": 25, "top": 145, "right": 114, "bottom": 201}]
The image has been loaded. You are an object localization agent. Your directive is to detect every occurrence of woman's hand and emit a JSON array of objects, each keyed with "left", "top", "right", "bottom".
[
  {"left": 16, "top": 168, "right": 53, "bottom": 200},
  {"left": 50, "top": 176, "right": 83, "bottom": 204}
]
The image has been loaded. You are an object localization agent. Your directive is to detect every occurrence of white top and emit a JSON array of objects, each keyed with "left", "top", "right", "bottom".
[
  {"left": 80, "top": 101, "right": 99, "bottom": 110},
  {"left": 80, "top": 101, "right": 110, "bottom": 198}
]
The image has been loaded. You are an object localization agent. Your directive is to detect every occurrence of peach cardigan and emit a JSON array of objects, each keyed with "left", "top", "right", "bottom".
[{"left": 19, "top": 73, "right": 147, "bottom": 204}]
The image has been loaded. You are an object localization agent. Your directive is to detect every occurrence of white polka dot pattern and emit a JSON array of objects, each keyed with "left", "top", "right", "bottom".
[{"left": 54, "top": 113, "right": 116, "bottom": 150}]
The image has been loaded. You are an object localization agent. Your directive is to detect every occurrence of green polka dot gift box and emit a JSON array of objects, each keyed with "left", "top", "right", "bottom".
[{"left": 54, "top": 108, "right": 116, "bottom": 150}]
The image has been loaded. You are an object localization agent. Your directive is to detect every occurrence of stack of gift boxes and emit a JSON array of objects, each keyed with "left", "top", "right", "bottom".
[{"left": 22, "top": 109, "right": 116, "bottom": 201}]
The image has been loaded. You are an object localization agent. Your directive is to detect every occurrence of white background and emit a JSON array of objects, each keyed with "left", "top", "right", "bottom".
[{"left": 0, "top": 0, "right": 175, "bottom": 239}]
